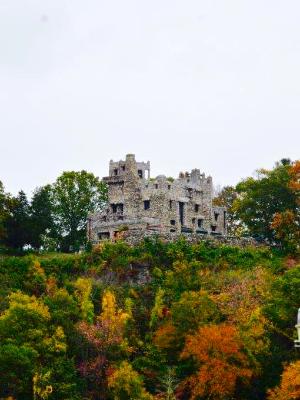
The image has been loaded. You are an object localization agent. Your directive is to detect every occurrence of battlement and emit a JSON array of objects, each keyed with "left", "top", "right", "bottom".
[{"left": 109, "top": 154, "right": 150, "bottom": 179}]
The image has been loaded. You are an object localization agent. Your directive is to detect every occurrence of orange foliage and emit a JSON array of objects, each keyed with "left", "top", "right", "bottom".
[
  {"left": 153, "top": 322, "right": 177, "bottom": 350},
  {"left": 267, "top": 360, "right": 300, "bottom": 400},
  {"left": 289, "top": 160, "right": 300, "bottom": 193},
  {"left": 181, "top": 324, "right": 252, "bottom": 400}
]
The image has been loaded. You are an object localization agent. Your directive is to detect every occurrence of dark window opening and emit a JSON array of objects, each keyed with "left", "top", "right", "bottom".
[
  {"left": 155, "top": 184, "right": 158, "bottom": 189},
  {"left": 211, "top": 225, "right": 216, "bottom": 232},
  {"left": 113, "top": 168, "right": 118, "bottom": 176},
  {"left": 192, "top": 218, "right": 196, "bottom": 224},
  {"left": 197, "top": 219, "right": 203, "bottom": 228},
  {"left": 170, "top": 220, "right": 176, "bottom": 225},
  {"left": 138, "top": 169, "right": 143, "bottom": 178},
  {"left": 179, "top": 202, "right": 184, "bottom": 225},
  {"left": 121, "top": 165, "right": 125, "bottom": 171},
  {"left": 169, "top": 200, "right": 172, "bottom": 210},
  {"left": 111, "top": 203, "right": 123, "bottom": 214},
  {"left": 224, "top": 211, "right": 226, "bottom": 228},
  {"left": 98, "top": 232, "right": 110, "bottom": 240},
  {"left": 170, "top": 228, "right": 176, "bottom": 232},
  {"left": 144, "top": 200, "right": 150, "bottom": 210},
  {"left": 214, "top": 212, "right": 219, "bottom": 221},
  {"left": 168, "top": 185, "right": 171, "bottom": 190},
  {"left": 195, "top": 204, "right": 199, "bottom": 212}
]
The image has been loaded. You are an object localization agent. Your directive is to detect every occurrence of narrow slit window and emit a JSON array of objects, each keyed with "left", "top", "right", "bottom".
[{"left": 144, "top": 200, "right": 150, "bottom": 210}]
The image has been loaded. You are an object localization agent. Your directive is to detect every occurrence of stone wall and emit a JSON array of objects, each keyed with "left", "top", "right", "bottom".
[
  {"left": 121, "top": 230, "right": 259, "bottom": 247},
  {"left": 89, "top": 154, "right": 228, "bottom": 242}
]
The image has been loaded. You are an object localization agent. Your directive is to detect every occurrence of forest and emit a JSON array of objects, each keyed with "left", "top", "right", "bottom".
[{"left": 0, "top": 159, "right": 299, "bottom": 400}]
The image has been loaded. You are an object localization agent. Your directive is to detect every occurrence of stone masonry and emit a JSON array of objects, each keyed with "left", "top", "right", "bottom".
[{"left": 88, "top": 154, "right": 227, "bottom": 242}]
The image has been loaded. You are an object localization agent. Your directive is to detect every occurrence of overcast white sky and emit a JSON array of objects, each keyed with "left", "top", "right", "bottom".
[{"left": 1, "top": 0, "right": 300, "bottom": 195}]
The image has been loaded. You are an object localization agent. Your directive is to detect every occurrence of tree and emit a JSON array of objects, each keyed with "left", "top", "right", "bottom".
[
  {"left": 77, "top": 290, "right": 130, "bottom": 399},
  {"left": 51, "top": 171, "right": 107, "bottom": 251},
  {"left": 4, "top": 191, "right": 31, "bottom": 250},
  {"left": 0, "top": 292, "right": 67, "bottom": 399},
  {"left": 267, "top": 360, "right": 300, "bottom": 400},
  {"left": 213, "top": 186, "right": 241, "bottom": 235},
  {"left": 29, "top": 185, "right": 56, "bottom": 250},
  {"left": 234, "top": 160, "right": 298, "bottom": 244},
  {"left": 181, "top": 324, "right": 252, "bottom": 400},
  {"left": 0, "top": 180, "right": 8, "bottom": 245},
  {"left": 108, "top": 361, "right": 153, "bottom": 400},
  {"left": 271, "top": 160, "right": 300, "bottom": 253}
]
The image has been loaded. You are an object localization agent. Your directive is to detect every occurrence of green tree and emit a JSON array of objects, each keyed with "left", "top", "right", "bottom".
[
  {"left": 0, "top": 292, "right": 80, "bottom": 399},
  {"left": 51, "top": 171, "right": 107, "bottom": 251},
  {"left": 213, "top": 186, "right": 241, "bottom": 236},
  {"left": 29, "top": 185, "right": 56, "bottom": 250},
  {"left": 4, "top": 190, "right": 31, "bottom": 250},
  {"left": 234, "top": 160, "right": 298, "bottom": 244},
  {"left": 0, "top": 180, "right": 9, "bottom": 248}
]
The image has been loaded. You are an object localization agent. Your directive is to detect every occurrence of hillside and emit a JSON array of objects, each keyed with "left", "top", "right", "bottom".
[{"left": 0, "top": 238, "right": 299, "bottom": 400}]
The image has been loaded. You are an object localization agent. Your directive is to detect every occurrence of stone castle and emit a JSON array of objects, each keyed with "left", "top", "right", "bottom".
[{"left": 88, "top": 154, "right": 227, "bottom": 242}]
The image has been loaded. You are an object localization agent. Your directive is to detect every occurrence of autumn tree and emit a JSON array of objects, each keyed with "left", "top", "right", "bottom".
[
  {"left": 108, "top": 361, "right": 153, "bottom": 400},
  {"left": 0, "top": 292, "right": 79, "bottom": 399},
  {"left": 271, "top": 160, "right": 300, "bottom": 253},
  {"left": 181, "top": 324, "right": 252, "bottom": 400},
  {"left": 234, "top": 159, "right": 299, "bottom": 246},
  {"left": 77, "top": 290, "right": 130, "bottom": 399},
  {"left": 267, "top": 360, "right": 300, "bottom": 400}
]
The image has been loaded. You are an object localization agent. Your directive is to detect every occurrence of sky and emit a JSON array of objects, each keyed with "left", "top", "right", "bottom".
[{"left": 1, "top": 0, "right": 300, "bottom": 196}]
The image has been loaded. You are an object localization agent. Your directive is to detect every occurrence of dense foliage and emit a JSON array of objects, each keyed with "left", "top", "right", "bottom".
[
  {"left": 214, "top": 159, "right": 300, "bottom": 253},
  {"left": 0, "top": 238, "right": 299, "bottom": 400},
  {"left": 0, "top": 171, "right": 107, "bottom": 253}
]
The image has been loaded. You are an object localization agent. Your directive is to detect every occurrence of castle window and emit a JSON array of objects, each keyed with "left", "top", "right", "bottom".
[
  {"left": 155, "top": 184, "right": 158, "bottom": 189},
  {"left": 224, "top": 211, "right": 226, "bottom": 228},
  {"left": 98, "top": 232, "right": 110, "bottom": 240},
  {"left": 138, "top": 169, "right": 143, "bottom": 178},
  {"left": 195, "top": 204, "right": 199, "bottom": 212},
  {"left": 144, "top": 200, "right": 150, "bottom": 210},
  {"left": 197, "top": 219, "right": 203, "bottom": 228},
  {"left": 211, "top": 225, "right": 216, "bottom": 232},
  {"left": 169, "top": 200, "right": 172, "bottom": 210},
  {"left": 170, "top": 220, "right": 176, "bottom": 225},
  {"left": 192, "top": 218, "right": 196, "bottom": 224},
  {"left": 168, "top": 185, "right": 171, "bottom": 190},
  {"left": 114, "top": 168, "right": 118, "bottom": 176},
  {"left": 122, "top": 165, "right": 125, "bottom": 171},
  {"left": 111, "top": 204, "right": 117, "bottom": 213},
  {"left": 214, "top": 212, "right": 219, "bottom": 221}
]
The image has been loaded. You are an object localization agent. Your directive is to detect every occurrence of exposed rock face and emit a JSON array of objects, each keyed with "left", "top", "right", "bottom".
[{"left": 88, "top": 154, "right": 227, "bottom": 242}]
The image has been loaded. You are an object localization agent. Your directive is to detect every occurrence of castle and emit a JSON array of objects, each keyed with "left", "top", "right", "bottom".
[{"left": 88, "top": 154, "right": 227, "bottom": 242}]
